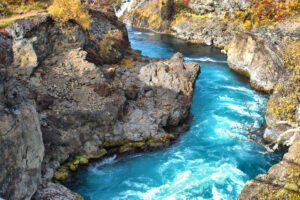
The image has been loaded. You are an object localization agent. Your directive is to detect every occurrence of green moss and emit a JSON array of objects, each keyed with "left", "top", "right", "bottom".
[
  {"left": 147, "top": 134, "right": 175, "bottom": 144},
  {"left": 75, "top": 196, "right": 85, "bottom": 200},
  {"left": 75, "top": 155, "right": 89, "bottom": 165},
  {"left": 54, "top": 133, "right": 177, "bottom": 181},
  {"left": 88, "top": 148, "right": 108, "bottom": 159},
  {"left": 66, "top": 154, "right": 90, "bottom": 172},
  {"left": 69, "top": 163, "right": 79, "bottom": 171},
  {"left": 54, "top": 166, "right": 69, "bottom": 181},
  {"left": 276, "top": 188, "right": 300, "bottom": 200},
  {"left": 117, "top": 134, "right": 176, "bottom": 153},
  {"left": 103, "top": 140, "right": 128, "bottom": 148},
  {"left": 285, "top": 183, "right": 299, "bottom": 192},
  {"left": 119, "top": 141, "right": 146, "bottom": 153},
  {"left": 99, "top": 32, "right": 116, "bottom": 56}
]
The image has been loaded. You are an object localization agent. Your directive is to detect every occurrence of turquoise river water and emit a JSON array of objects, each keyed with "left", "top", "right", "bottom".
[{"left": 67, "top": 27, "right": 283, "bottom": 200}]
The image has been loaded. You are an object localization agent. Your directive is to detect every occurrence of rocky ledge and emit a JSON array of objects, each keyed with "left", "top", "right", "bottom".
[{"left": 0, "top": 6, "right": 200, "bottom": 199}]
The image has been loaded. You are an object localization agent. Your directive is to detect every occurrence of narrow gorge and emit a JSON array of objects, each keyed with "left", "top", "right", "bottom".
[{"left": 0, "top": 0, "right": 299, "bottom": 199}]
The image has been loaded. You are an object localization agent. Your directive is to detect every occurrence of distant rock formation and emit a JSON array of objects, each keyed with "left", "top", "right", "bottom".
[{"left": 188, "top": 0, "right": 250, "bottom": 15}]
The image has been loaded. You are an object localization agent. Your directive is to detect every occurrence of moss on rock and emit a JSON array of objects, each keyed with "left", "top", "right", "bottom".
[
  {"left": 119, "top": 141, "right": 146, "bottom": 153},
  {"left": 88, "top": 148, "right": 108, "bottom": 159},
  {"left": 54, "top": 166, "right": 69, "bottom": 181}
]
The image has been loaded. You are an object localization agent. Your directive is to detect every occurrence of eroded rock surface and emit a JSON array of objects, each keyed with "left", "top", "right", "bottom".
[
  {"left": 0, "top": 32, "right": 12, "bottom": 68},
  {"left": 33, "top": 182, "right": 83, "bottom": 200},
  {"left": 0, "top": 7, "right": 200, "bottom": 199},
  {"left": 0, "top": 74, "right": 44, "bottom": 200},
  {"left": 188, "top": 0, "right": 250, "bottom": 15},
  {"left": 227, "top": 33, "right": 285, "bottom": 93}
]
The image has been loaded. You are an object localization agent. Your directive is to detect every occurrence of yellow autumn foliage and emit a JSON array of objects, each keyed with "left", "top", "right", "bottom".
[
  {"left": 267, "top": 42, "right": 300, "bottom": 124},
  {"left": 48, "top": 0, "right": 91, "bottom": 30}
]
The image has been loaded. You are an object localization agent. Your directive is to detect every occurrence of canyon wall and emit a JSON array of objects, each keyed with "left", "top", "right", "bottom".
[{"left": 0, "top": 1, "right": 200, "bottom": 199}]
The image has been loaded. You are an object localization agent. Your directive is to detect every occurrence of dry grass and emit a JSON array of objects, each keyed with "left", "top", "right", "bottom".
[
  {"left": 0, "top": 1, "right": 49, "bottom": 28},
  {"left": 0, "top": 11, "right": 46, "bottom": 28}
]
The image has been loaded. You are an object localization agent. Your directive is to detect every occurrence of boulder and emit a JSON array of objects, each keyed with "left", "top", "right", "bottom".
[
  {"left": 263, "top": 128, "right": 280, "bottom": 144},
  {"left": 0, "top": 101, "right": 44, "bottom": 200},
  {"left": 85, "top": 18, "right": 129, "bottom": 64},
  {"left": 33, "top": 182, "right": 83, "bottom": 200},
  {"left": 227, "top": 33, "right": 285, "bottom": 93},
  {"left": 105, "top": 53, "right": 200, "bottom": 142}
]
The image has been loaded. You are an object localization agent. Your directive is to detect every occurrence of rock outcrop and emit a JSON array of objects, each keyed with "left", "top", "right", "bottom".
[
  {"left": 188, "top": 0, "right": 250, "bottom": 15},
  {"left": 227, "top": 33, "right": 285, "bottom": 93},
  {"left": 0, "top": 73, "right": 44, "bottom": 200},
  {"left": 33, "top": 182, "right": 83, "bottom": 200},
  {"left": 0, "top": 5, "right": 200, "bottom": 199},
  {"left": 123, "top": 0, "right": 175, "bottom": 32},
  {"left": 0, "top": 5, "right": 128, "bottom": 199},
  {"left": 122, "top": 0, "right": 241, "bottom": 46},
  {"left": 0, "top": 31, "right": 12, "bottom": 68},
  {"left": 239, "top": 138, "right": 300, "bottom": 200},
  {"left": 84, "top": 0, "right": 130, "bottom": 64}
]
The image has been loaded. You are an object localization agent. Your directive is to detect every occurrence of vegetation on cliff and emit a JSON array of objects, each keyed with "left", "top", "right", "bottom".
[
  {"left": 233, "top": 0, "right": 299, "bottom": 30},
  {"left": 0, "top": 0, "right": 49, "bottom": 15},
  {"left": 49, "top": 0, "right": 91, "bottom": 29},
  {"left": 0, "top": 0, "right": 92, "bottom": 29},
  {"left": 0, "top": 0, "right": 49, "bottom": 27},
  {"left": 268, "top": 41, "right": 300, "bottom": 124}
]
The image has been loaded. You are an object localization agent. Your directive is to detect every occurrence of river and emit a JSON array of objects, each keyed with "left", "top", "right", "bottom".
[{"left": 67, "top": 26, "right": 282, "bottom": 200}]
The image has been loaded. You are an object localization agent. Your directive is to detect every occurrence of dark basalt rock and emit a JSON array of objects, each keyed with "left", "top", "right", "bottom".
[{"left": 0, "top": 31, "right": 13, "bottom": 68}]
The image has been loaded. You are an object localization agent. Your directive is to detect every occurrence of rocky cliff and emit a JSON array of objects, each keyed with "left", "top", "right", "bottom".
[
  {"left": 227, "top": 32, "right": 285, "bottom": 93},
  {"left": 188, "top": 0, "right": 250, "bottom": 15},
  {"left": 123, "top": 0, "right": 244, "bottom": 46},
  {"left": 0, "top": 2, "right": 200, "bottom": 199}
]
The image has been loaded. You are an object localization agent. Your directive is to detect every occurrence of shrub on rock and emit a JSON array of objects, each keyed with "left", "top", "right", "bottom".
[{"left": 48, "top": 0, "right": 91, "bottom": 29}]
